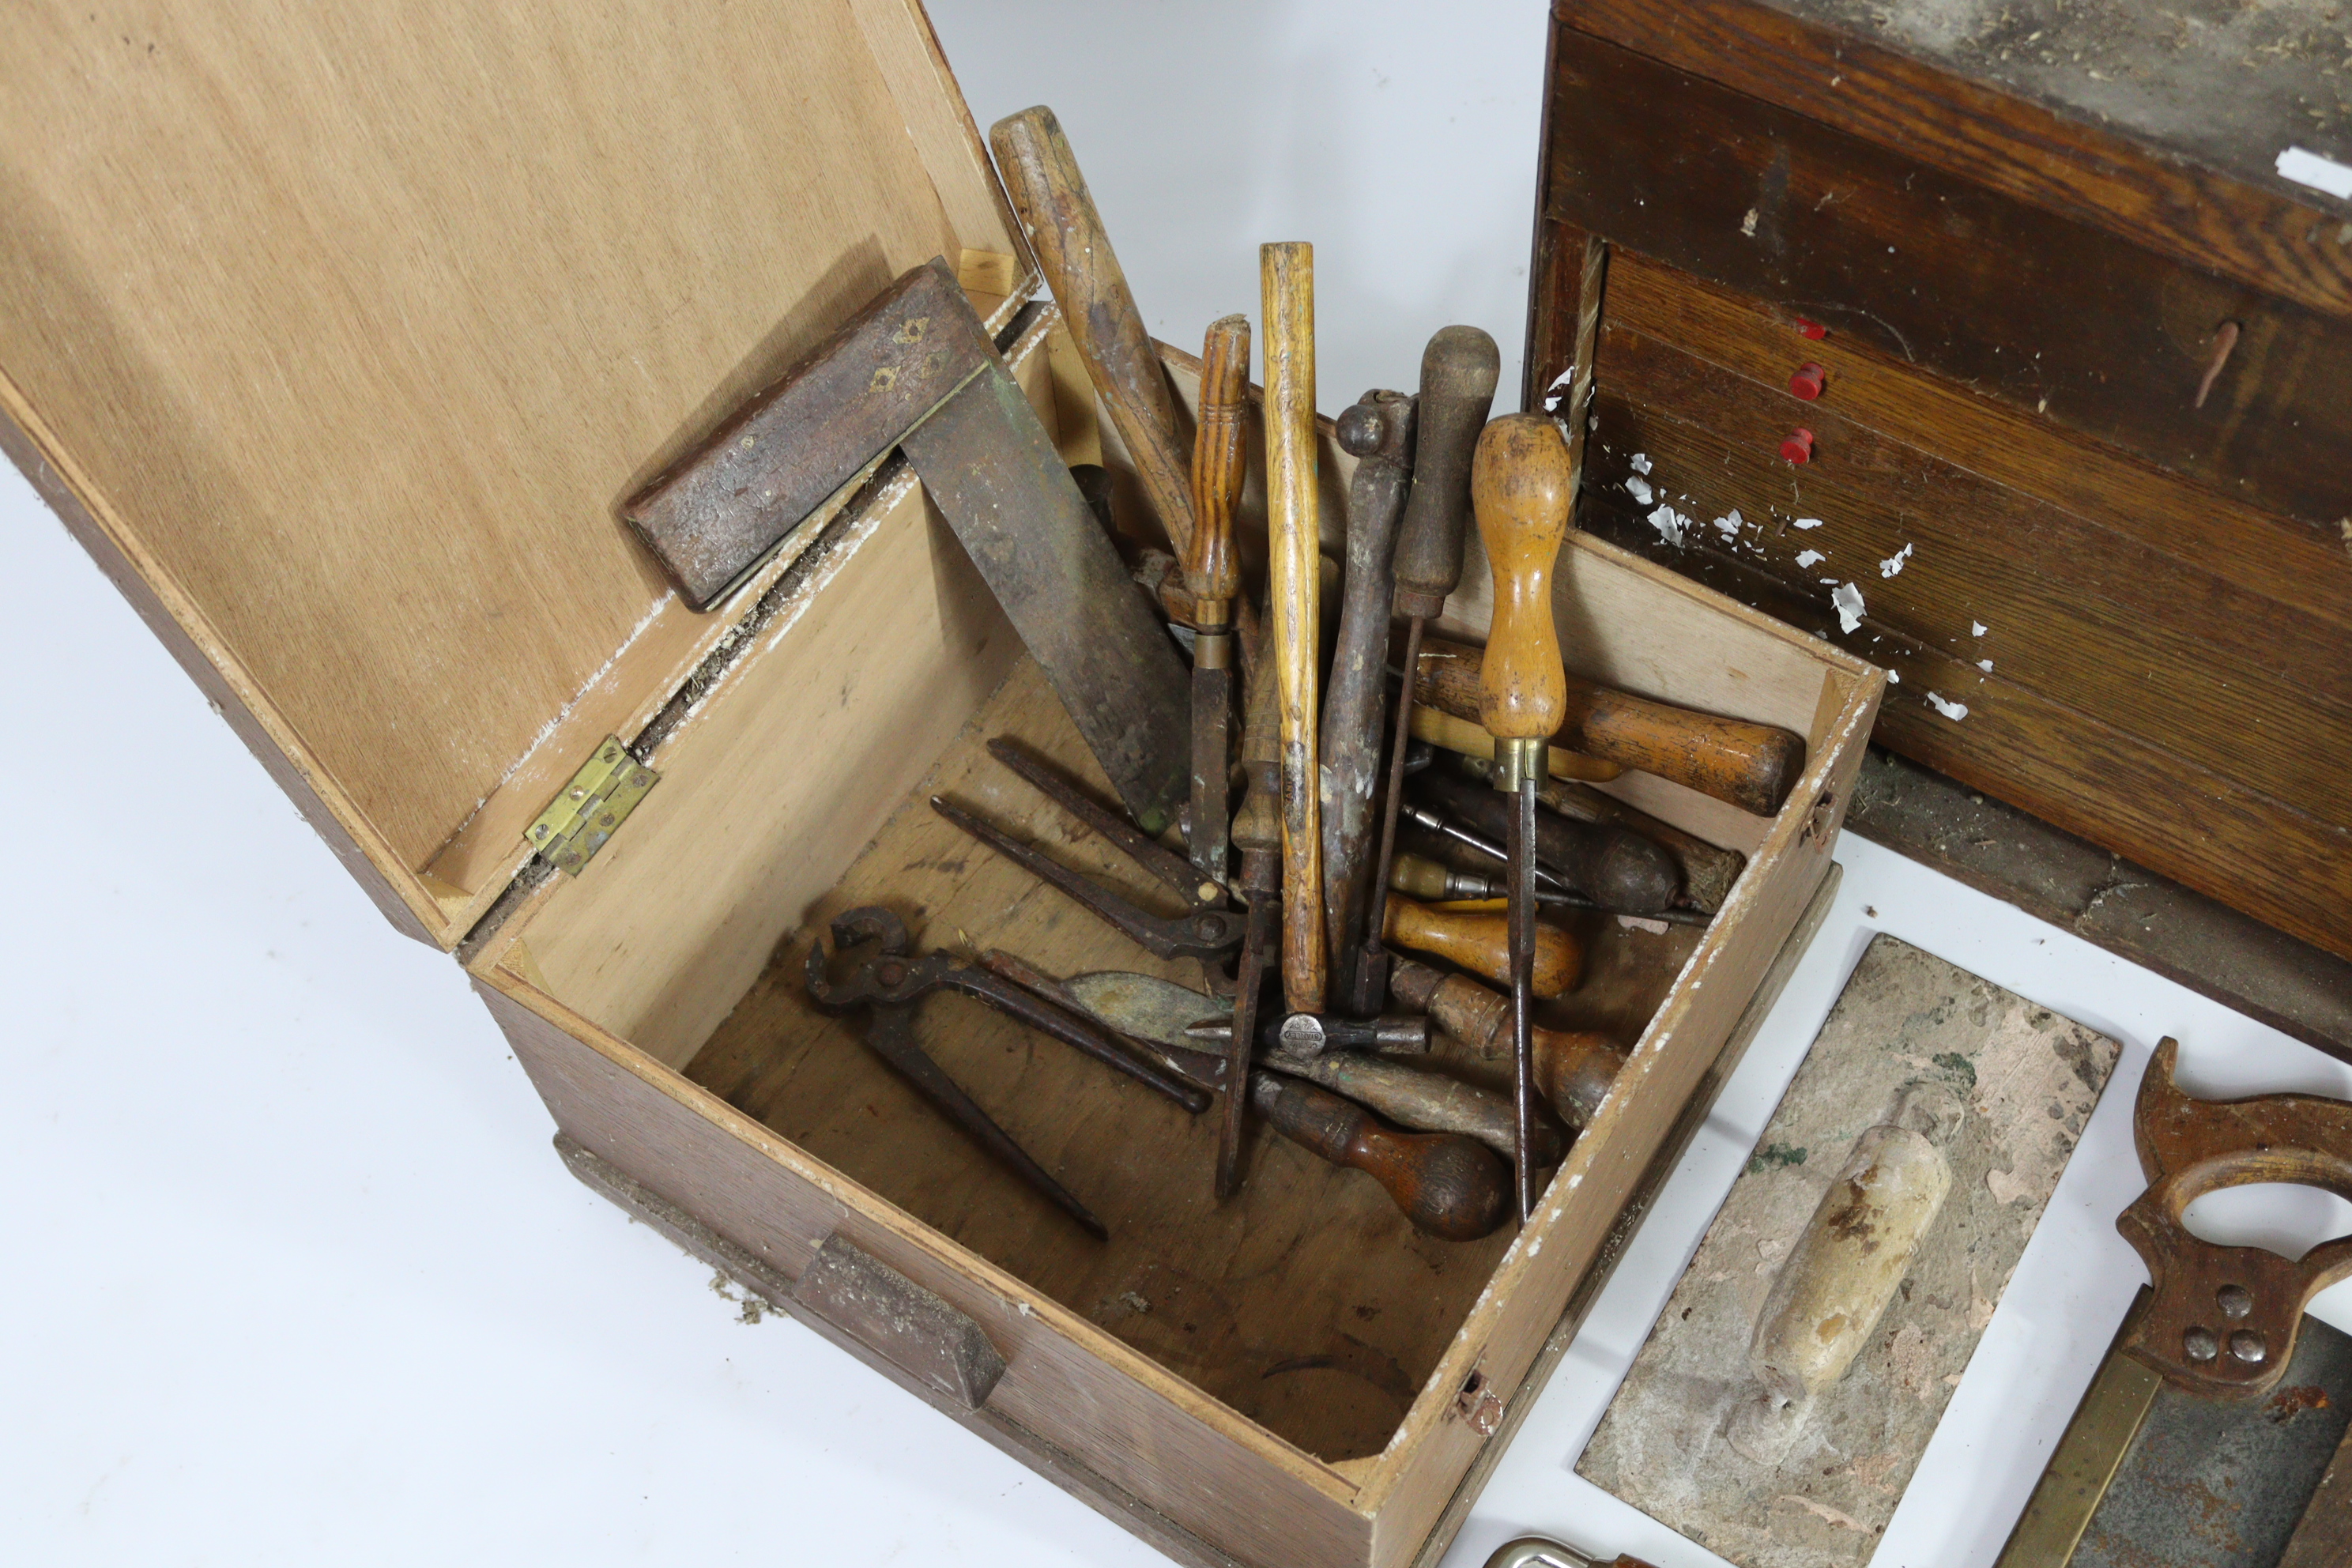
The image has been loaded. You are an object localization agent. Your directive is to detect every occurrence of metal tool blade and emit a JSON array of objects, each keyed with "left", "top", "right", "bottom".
[
  {"left": 988, "top": 737, "right": 1219, "bottom": 907},
  {"left": 1189, "top": 660, "right": 1234, "bottom": 884},
  {"left": 903, "top": 368, "right": 1192, "bottom": 833},
  {"left": 1062, "top": 971, "right": 1231, "bottom": 1051},
  {"left": 1509, "top": 776, "right": 1539, "bottom": 1223}
]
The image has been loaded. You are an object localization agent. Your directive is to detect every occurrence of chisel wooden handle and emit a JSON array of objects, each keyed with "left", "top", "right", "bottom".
[
  {"left": 1261, "top": 241, "right": 1324, "bottom": 1013},
  {"left": 1251, "top": 1072, "right": 1510, "bottom": 1241},
  {"left": 1413, "top": 768, "right": 1679, "bottom": 914},
  {"left": 1381, "top": 895, "right": 1580, "bottom": 998},
  {"left": 1267, "top": 1050, "right": 1561, "bottom": 1166},
  {"left": 990, "top": 107, "right": 1197, "bottom": 556},
  {"left": 1183, "top": 315, "right": 1250, "bottom": 616},
  {"left": 1390, "top": 959, "right": 1626, "bottom": 1127},
  {"left": 1408, "top": 703, "right": 1619, "bottom": 783},
  {"left": 1417, "top": 637, "right": 1807, "bottom": 817},
  {"left": 1393, "top": 327, "right": 1501, "bottom": 620}
]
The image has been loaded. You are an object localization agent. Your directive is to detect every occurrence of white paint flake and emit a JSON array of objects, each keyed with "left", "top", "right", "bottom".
[
  {"left": 1630, "top": 451, "right": 1653, "bottom": 474},
  {"left": 1741, "top": 206, "right": 1760, "bottom": 236},
  {"left": 1795, "top": 548, "right": 1825, "bottom": 568},
  {"left": 1886, "top": 669, "right": 1901, "bottom": 683},
  {"left": 1541, "top": 364, "right": 1577, "bottom": 411},
  {"left": 1713, "top": 508, "right": 1744, "bottom": 539},
  {"left": 1625, "top": 475, "right": 1654, "bottom": 504},
  {"left": 1926, "top": 692, "right": 1969, "bottom": 721},
  {"left": 1978, "top": 658, "right": 1994, "bottom": 673},
  {"left": 1879, "top": 542, "right": 1913, "bottom": 577},
  {"left": 1972, "top": 621, "right": 1988, "bottom": 636},
  {"left": 2278, "top": 145, "right": 2352, "bottom": 199},
  {"left": 1830, "top": 582, "right": 1865, "bottom": 632},
  {"left": 1647, "top": 504, "right": 1691, "bottom": 547},
  {"left": 1819, "top": 577, "right": 1839, "bottom": 586},
  {"left": 1793, "top": 516, "right": 1824, "bottom": 530}
]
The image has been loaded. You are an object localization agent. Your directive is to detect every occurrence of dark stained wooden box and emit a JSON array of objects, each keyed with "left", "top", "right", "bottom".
[
  {"left": 0, "top": 6, "right": 1880, "bottom": 1564},
  {"left": 1528, "top": 0, "right": 2352, "bottom": 963}
]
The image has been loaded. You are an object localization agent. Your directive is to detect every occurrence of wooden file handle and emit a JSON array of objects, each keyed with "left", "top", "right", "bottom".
[
  {"left": 1183, "top": 315, "right": 1250, "bottom": 617},
  {"left": 1271, "top": 1050, "right": 1562, "bottom": 1167},
  {"left": 1417, "top": 637, "right": 1807, "bottom": 817},
  {"left": 1393, "top": 326, "right": 1501, "bottom": 620},
  {"left": 1261, "top": 241, "right": 1325, "bottom": 1013},
  {"left": 1251, "top": 1072, "right": 1510, "bottom": 1241},
  {"left": 1413, "top": 768, "right": 1680, "bottom": 914},
  {"left": 1389, "top": 959, "right": 1625, "bottom": 1127},
  {"left": 989, "top": 107, "right": 1197, "bottom": 556},
  {"left": 1381, "top": 896, "right": 1581, "bottom": 999},
  {"left": 1472, "top": 414, "right": 1574, "bottom": 750}
]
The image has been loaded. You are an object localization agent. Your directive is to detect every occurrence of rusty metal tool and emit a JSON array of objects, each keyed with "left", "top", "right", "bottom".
[
  {"left": 804, "top": 909, "right": 1138, "bottom": 1240},
  {"left": 989, "top": 107, "right": 1197, "bottom": 558},
  {"left": 1387, "top": 850, "right": 1709, "bottom": 928},
  {"left": 933, "top": 739, "right": 1241, "bottom": 964},
  {"left": 1410, "top": 767, "right": 1680, "bottom": 914},
  {"left": 1355, "top": 326, "right": 1500, "bottom": 1018},
  {"left": 1452, "top": 752, "right": 1747, "bottom": 913},
  {"left": 1184, "top": 1012, "right": 1430, "bottom": 1057},
  {"left": 1389, "top": 959, "right": 1625, "bottom": 1129},
  {"left": 1212, "top": 637, "right": 1284, "bottom": 1198},
  {"left": 1992, "top": 1038, "right": 2352, "bottom": 1568},
  {"left": 1182, "top": 315, "right": 1250, "bottom": 884},
  {"left": 625, "top": 257, "right": 1190, "bottom": 832},
  {"left": 1261, "top": 240, "right": 1325, "bottom": 1016},
  {"left": 1250, "top": 1072, "right": 1510, "bottom": 1242},
  {"left": 1322, "top": 389, "right": 1415, "bottom": 1009},
  {"left": 975, "top": 952, "right": 1228, "bottom": 1095},
  {"left": 1472, "top": 412, "right": 1577, "bottom": 1222}
]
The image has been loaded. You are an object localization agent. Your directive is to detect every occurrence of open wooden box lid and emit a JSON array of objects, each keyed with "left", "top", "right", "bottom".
[{"left": 0, "top": 2, "right": 1027, "bottom": 948}]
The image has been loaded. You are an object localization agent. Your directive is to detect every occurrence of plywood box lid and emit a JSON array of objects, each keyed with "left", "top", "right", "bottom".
[{"left": 0, "top": 0, "right": 1027, "bottom": 948}]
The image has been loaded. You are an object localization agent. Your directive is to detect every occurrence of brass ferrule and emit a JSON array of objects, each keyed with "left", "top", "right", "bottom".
[
  {"left": 1193, "top": 626, "right": 1234, "bottom": 670},
  {"left": 1191, "top": 598, "right": 1234, "bottom": 631},
  {"left": 1491, "top": 736, "right": 1547, "bottom": 793}
]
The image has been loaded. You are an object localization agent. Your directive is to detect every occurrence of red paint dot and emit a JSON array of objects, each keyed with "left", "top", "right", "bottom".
[
  {"left": 1780, "top": 428, "right": 1815, "bottom": 464},
  {"left": 1789, "top": 363, "right": 1827, "bottom": 401},
  {"left": 1797, "top": 318, "right": 1828, "bottom": 340}
]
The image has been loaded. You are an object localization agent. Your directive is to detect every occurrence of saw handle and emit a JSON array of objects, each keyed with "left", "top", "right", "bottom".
[
  {"left": 1251, "top": 1072, "right": 1510, "bottom": 1241},
  {"left": 989, "top": 107, "right": 1197, "bottom": 556},
  {"left": 1382, "top": 896, "right": 1581, "bottom": 998},
  {"left": 1184, "top": 315, "right": 1250, "bottom": 618}
]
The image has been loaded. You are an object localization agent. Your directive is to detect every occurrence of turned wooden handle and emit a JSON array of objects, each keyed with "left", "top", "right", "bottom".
[
  {"left": 1416, "top": 637, "right": 1807, "bottom": 817},
  {"left": 1251, "top": 1072, "right": 1510, "bottom": 1241},
  {"left": 1472, "top": 415, "right": 1574, "bottom": 745},
  {"left": 1273, "top": 1050, "right": 1562, "bottom": 1167},
  {"left": 989, "top": 107, "right": 1197, "bottom": 556},
  {"left": 1184, "top": 315, "right": 1250, "bottom": 613},
  {"left": 1382, "top": 896, "right": 1580, "bottom": 998},
  {"left": 1389, "top": 959, "right": 1625, "bottom": 1126},
  {"left": 1261, "top": 241, "right": 1325, "bottom": 1013},
  {"left": 1415, "top": 768, "right": 1680, "bottom": 914},
  {"left": 1408, "top": 703, "right": 1620, "bottom": 783},
  {"left": 1393, "top": 326, "right": 1502, "bottom": 620}
]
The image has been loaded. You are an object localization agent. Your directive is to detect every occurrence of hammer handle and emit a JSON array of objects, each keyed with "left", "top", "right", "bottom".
[
  {"left": 1251, "top": 1072, "right": 1510, "bottom": 1241},
  {"left": 1261, "top": 241, "right": 1325, "bottom": 1013},
  {"left": 1418, "top": 636, "right": 1807, "bottom": 818},
  {"left": 1382, "top": 895, "right": 1581, "bottom": 999},
  {"left": 990, "top": 107, "right": 1197, "bottom": 556}
]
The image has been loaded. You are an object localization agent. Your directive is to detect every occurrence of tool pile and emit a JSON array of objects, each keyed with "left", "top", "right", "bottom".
[{"left": 627, "top": 107, "right": 1806, "bottom": 1248}]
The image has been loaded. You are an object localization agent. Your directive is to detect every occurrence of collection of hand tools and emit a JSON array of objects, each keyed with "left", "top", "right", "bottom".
[{"left": 626, "top": 105, "right": 1804, "bottom": 1250}]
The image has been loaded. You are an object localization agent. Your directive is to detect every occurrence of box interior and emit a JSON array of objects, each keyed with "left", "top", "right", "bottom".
[{"left": 481, "top": 344, "right": 1860, "bottom": 1464}]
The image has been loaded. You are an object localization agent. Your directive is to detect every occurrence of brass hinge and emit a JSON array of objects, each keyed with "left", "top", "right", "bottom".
[{"left": 525, "top": 737, "right": 658, "bottom": 875}]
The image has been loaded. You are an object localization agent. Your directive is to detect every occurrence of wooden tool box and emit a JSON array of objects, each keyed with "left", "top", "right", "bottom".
[
  {"left": 0, "top": 6, "right": 1882, "bottom": 1565},
  {"left": 1528, "top": 0, "right": 2352, "bottom": 963}
]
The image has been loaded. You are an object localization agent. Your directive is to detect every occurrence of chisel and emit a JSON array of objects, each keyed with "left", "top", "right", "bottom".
[
  {"left": 1472, "top": 413, "right": 1576, "bottom": 1222},
  {"left": 1389, "top": 959, "right": 1626, "bottom": 1129},
  {"left": 1410, "top": 767, "right": 1679, "bottom": 914},
  {"left": 1408, "top": 703, "right": 1619, "bottom": 784},
  {"left": 1355, "top": 327, "right": 1500, "bottom": 1016},
  {"left": 1450, "top": 752, "right": 1748, "bottom": 913},
  {"left": 1182, "top": 315, "right": 1250, "bottom": 884},
  {"left": 1321, "top": 390, "right": 1415, "bottom": 1008},
  {"left": 1261, "top": 241, "right": 1325, "bottom": 1015}
]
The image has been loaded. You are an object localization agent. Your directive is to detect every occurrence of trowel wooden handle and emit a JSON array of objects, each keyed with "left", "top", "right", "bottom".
[
  {"left": 1382, "top": 896, "right": 1580, "bottom": 998},
  {"left": 1184, "top": 315, "right": 1250, "bottom": 615},
  {"left": 990, "top": 107, "right": 1197, "bottom": 556},
  {"left": 1418, "top": 637, "right": 1807, "bottom": 817},
  {"left": 1251, "top": 1072, "right": 1510, "bottom": 1241},
  {"left": 1390, "top": 959, "right": 1624, "bottom": 1126},
  {"left": 1262, "top": 241, "right": 1325, "bottom": 1012},
  {"left": 1409, "top": 704, "right": 1620, "bottom": 784},
  {"left": 1393, "top": 326, "right": 1502, "bottom": 620},
  {"left": 1472, "top": 415, "right": 1574, "bottom": 746}
]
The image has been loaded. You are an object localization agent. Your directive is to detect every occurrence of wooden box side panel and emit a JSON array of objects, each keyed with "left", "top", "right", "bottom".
[{"left": 480, "top": 978, "right": 1373, "bottom": 1568}]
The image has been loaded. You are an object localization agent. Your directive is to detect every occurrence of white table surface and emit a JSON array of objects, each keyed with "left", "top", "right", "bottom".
[{"left": 6, "top": 6, "right": 2346, "bottom": 1565}]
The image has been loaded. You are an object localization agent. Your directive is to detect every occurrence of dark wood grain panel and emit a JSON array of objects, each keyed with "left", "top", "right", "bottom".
[
  {"left": 1542, "top": 26, "right": 2352, "bottom": 531},
  {"left": 1585, "top": 335, "right": 2352, "bottom": 830},
  {"left": 1560, "top": 0, "right": 2352, "bottom": 322},
  {"left": 1580, "top": 499, "right": 2352, "bottom": 962},
  {"left": 1600, "top": 250, "right": 2352, "bottom": 634}
]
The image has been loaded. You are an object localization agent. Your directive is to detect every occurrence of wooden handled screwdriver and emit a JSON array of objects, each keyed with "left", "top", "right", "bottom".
[
  {"left": 1389, "top": 959, "right": 1626, "bottom": 1129},
  {"left": 1261, "top": 241, "right": 1325, "bottom": 1015},
  {"left": 1472, "top": 413, "right": 1577, "bottom": 1222},
  {"left": 989, "top": 107, "right": 1197, "bottom": 557},
  {"left": 1381, "top": 895, "right": 1581, "bottom": 997},
  {"left": 1321, "top": 390, "right": 1415, "bottom": 1008},
  {"left": 1182, "top": 315, "right": 1250, "bottom": 883},
  {"left": 1355, "top": 327, "right": 1501, "bottom": 1016},
  {"left": 1250, "top": 1072, "right": 1510, "bottom": 1241},
  {"left": 1216, "top": 618, "right": 1285, "bottom": 1200}
]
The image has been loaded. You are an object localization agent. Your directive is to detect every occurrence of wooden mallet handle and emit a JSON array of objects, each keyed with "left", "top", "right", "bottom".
[
  {"left": 1251, "top": 1072, "right": 1510, "bottom": 1241},
  {"left": 989, "top": 106, "right": 1197, "bottom": 556}
]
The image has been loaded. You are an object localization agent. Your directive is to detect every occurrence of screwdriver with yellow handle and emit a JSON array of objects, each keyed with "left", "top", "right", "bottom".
[{"left": 1472, "top": 413, "right": 1577, "bottom": 1223}]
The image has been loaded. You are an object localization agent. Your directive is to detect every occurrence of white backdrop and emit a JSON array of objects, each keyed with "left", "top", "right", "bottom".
[{"left": 6, "top": 6, "right": 2347, "bottom": 1566}]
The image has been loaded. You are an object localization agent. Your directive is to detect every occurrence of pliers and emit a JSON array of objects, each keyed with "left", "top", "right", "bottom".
[{"left": 804, "top": 907, "right": 1212, "bottom": 1241}]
